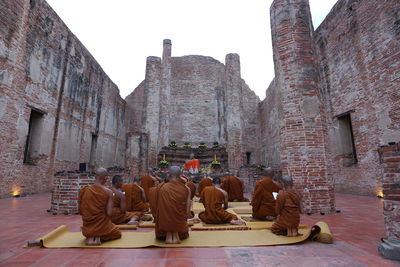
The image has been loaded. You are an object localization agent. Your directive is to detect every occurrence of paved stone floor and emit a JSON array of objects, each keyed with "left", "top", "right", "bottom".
[{"left": 0, "top": 193, "right": 399, "bottom": 267}]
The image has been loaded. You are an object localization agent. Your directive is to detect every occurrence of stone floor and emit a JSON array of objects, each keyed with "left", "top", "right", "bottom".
[{"left": 0, "top": 193, "right": 399, "bottom": 267}]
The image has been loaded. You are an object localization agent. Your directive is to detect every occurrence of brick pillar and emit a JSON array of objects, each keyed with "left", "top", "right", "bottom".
[
  {"left": 225, "top": 53, "right": 245, "bottom": 170},
  {"left": 143, "top": 56, "right": 162, "bottom": 167},
  {"left": 379, "top": 143, "right": 400, "bottom": 241},
  {"left": 270, "top": 0, "right": 335, "bottom": 213},
  {"left": 158, "top": 39, "right": 172, "bottom": 150}
]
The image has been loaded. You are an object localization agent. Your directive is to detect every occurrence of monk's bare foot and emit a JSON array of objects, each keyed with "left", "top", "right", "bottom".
[
  {"left": 141, "top": 215, "right": 153, "bottom": 221},
  {"left": 165, "top": 232, "right": 174, "bottom": 244},
  {"left": 85, "top": 237, "right": 93, "bottom": 245},
  {"left": 230, "top": 219, "right": 245, "bottom": 225},
  {"left": 173, "top": 232, "right": 181, "bottom": 244},
  {"left": 287, "top": 228, "right": 301, "bottom": 237},
  {"left": 187, "top": 218, "right": 201, "bottom": 223},
  {"left": 94, "top": 237, "right": 101, "bottom": 245},
  {"left": 265, "top": 216, "right": 275, "bottom": 221},
  {"left": 127, "top": 219, "right": 139, "bottom": 225}
]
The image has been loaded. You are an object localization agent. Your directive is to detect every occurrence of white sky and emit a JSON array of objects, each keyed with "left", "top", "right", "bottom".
[{"left": 46, "top": 0, "right": 338, "bottom": 99}]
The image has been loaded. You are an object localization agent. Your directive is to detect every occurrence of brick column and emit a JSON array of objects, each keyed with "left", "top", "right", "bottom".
[{"left": 270, "top": 0, "right": 335, "bottom": 213}]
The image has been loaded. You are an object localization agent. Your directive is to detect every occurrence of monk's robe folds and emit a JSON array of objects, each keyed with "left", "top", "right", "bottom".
[
  {"left": 271, "top": 189, "right": 301, "bottom": 235},
  {"left": 148, "top": 186, "right": 157, "bottom": 219},
  {"left": 251, "top": 177, "right": 280, "bottom": 219},
  {"left": 186, "top": 181, "right": 196, "bottom": 200},
  {"left": 109, "top": 189, "right": 141, "bottom": 225},
  {"left": 154, "top": 179, "right": 190, "bottom": 240},
  {"left": 199, "top": 186, "right": 238, "bottom": 224},
  {"left": 122, "top": 184, "right": 149, "bottom": 212},
  {"left": 198, "top": 178, "right": 213, "bottom": 197},
  {"left": 140, "top": 175, "right": 155, "bottom": 202},
  {"left": 78, "top": 184, "right": 121, "bottom": 241},
  {"left": 221, "top": 176, "right": 245, "bottom": 201}
]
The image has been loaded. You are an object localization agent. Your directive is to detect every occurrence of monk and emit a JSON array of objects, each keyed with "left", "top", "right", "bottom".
[
  {"left": 199, "top": 177, "right": 245, "bottom": 225},
  {"left": 154, "top": 166, "right": 191, "bottom": 244},
  {"left": 271, "top": 176, "right": 303, "bottom": 237},
  {"left": 197, "top": 174, "right": 213, "bottom": 197},
  {"left": 122, "top": 176, "right": 150, "bottom": 212},
  {"left": 251, "top": 168, "right": 280, "bottom": 221},
  {"left": 78, "top": 168, "right": 121, "bottom": 245},
  {"left": 221, "top": 172, "right": 248, "bottom": 201},
  {"left": 109, "top": 175, "right": 141, "bottom": 225},
  {"left": 140, "top": 169, "right": 160, "bottom": 201}
]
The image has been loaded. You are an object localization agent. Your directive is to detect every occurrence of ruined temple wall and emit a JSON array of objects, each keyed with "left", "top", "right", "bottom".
[
  {"left": 0, "top": 0, "right": 127, "bottom": 198},
  {"left": 169, "top": 56, "right": 227, "bottom": 146},
  {"left": 314, "top": 0, "right": 400, "bottom": 196},
  {"left": 258, "top": 79, "right": 282, "bottom": 170}
]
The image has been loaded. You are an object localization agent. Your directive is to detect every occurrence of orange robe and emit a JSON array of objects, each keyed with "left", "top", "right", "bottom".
[
  {"left": 122, "top": 184, "right": 149, "bottom": 212},
  {"left": 154, "top": 179, "right": 190, "bottom": 240},
  {"left": 197, "top": 177, "right": 213, "bottom": 197},
  {"left": 148, "top": 186, "right": 158, "bottom": 219},
  {"left": 140, "top": 175, "right": 156, "bottom": 201},
  {"left": 271, "top": 189, "right": 301, "bottom": 235},
  {"left": 186, "top": 181, "right": 196, "bottom": 200},
  {"left": 109, "top": 187, "right": 141, "bottom": 225},
  {"left": 78, "top": 184, "right": 121, "bottom": 241},
  {"left": 251, "top": 177, "right": 280, "bottom": 219},
  {"left": 221, "top": 176, "right": 245, "bottom": 201},
  {"left": 199, "top": 186, "right": 238, "bottom": 224}
]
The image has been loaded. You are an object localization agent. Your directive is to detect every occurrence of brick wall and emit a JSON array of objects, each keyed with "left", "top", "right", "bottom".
[
  {"left": 379, "top": 143, "right": 400, "bottom": 241},
  {"left": 50, "top": 170, "right": 131, "bottom": 214},
  {"left": 0, "top": 0, "right": 130, "bottom": 198}
]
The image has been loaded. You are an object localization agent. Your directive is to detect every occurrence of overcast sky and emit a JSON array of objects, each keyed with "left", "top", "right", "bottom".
[{"left": 46, "top": 0, "right": 338, "bottom": 99}]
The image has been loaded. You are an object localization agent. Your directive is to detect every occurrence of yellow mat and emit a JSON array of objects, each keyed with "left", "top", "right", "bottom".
[
  {"left": 139, "top": 221, "right": 194, "bottom": 228},
  {"left": 310, "top": 221, "right": 333, "bottom": 244},
  {"left": 191, "top": 222, "right": 249, "bottom": 231},
  {"left": 34, "top": 225, "right": 311, "bottom": 248},
  {"left": 233, "top": 208, "right": 252, "bottom": 214}
]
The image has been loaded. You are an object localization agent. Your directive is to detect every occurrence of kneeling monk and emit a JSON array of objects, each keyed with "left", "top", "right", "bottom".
[
  {"left": 221, "top": 173, "right": 248, "bottom": 202},
  {"left": 122, "top": 176, "right": 150, "bottom": 212},
  {"left": 154, "top": 166, "right": 191, "bottom": 244},
  {"left": 197, "top": 174, "right": 213, "bottom": 197},
  {"left": 109, "top": 175, "right": 142, "bottom": 225},
  {"left": 78, "top": 168, "right": 121, "bottom": 245},
  {"left": 251, "top": 168, "right": 280, "bottom": 221},
  {"left": 271, "top": 176, "right": 302, "bottom": 237},
  {"left": 199, "top": 177, "right": 244, "bottom": 225}
]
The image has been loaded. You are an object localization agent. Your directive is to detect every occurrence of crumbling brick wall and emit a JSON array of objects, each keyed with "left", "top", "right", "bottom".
[
  {"left": 378, "top": 143, "right": 400, "bottom": 241},
  {"left": 0, "top": 0, "right": 129, "bottom": 198}
]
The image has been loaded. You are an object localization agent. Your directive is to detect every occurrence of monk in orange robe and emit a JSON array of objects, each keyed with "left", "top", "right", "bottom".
[
  {"left": 199, "top": 177, "right": 245, "bottom": 225},
  {"left": 109, "top": 175, "right": 142, "bottom": 225},
  {"left": 197, "top": 174, "right": 213, "bottom": 197},
  {"left": 78, "top": 168, "right": 121, "bottom": 245},
  {"left": 221, "top": 173, "right": 248, "bottom": 201},
  {"left": 271, "top": 176, "right": 303, "bottom": 237},
  {"left": 122, "top": 176, "right": 149, "bottom": 212},
  {"left": 154, "top": 166, "right": 191, "bottom": 244},
  {"left": 140, "top": 169, "right": 160, "bottom": 201},
  {"left": 251, "top": 168, "right": 280, "bottom": 221}
]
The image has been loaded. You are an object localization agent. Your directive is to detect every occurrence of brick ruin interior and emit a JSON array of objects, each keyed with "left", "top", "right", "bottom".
[{"left": 0, "top": 0, "right": 399, "bottom": 243}]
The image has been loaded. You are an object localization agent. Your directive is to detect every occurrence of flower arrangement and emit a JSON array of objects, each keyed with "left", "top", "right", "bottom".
[
  {"left": 168, "top": 141, "right": 177, "bottom": 148},
  {"left": 198, "top": 142, "right": 207, "bottom": 149},
  {"left": 158, "top": 154, "right": 168, "bottom": 168},
  {"left": 211, "top": 153, "right": 221, "bottom": 169},
  {"left": 183, "top": 142, "right": 191, "bottom": 148},
  {"left": 212, "top": 141, "right": 219, "bottom": 148}
]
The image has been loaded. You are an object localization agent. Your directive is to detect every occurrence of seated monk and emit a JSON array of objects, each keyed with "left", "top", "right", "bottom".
[
  {"left": 109, "top": 175, "right": 141, "bottom": 225},
  {"left": 122, "top": 176, "right": 150, "bottom": 212},
  {"left": 271, "top": 176, "right": 303, "bottom": 237},
  {"left": 78, "top": 168, "right": 121, "bottom": 245},
  {"left": 154, "top": 166, "right": 191, "bottom": 244},
  {"left": 199, "top": 177, "right": 245, "bottom": 225},
  {"left": 251, "top": 168, "right": 280, "bottom": 221},
  {"left": 221, "top": 172, "right": 248, "bottom": 201},
  {"left": 197, "top": 174, "right": 213, "bottom": 197},
  {"left": 140, "top": 168, "right": 160, "bottom": 202}
]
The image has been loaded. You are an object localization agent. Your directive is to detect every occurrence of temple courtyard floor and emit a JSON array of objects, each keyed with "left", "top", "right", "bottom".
[{"left": 0, "top": 193, "right": 399, "bottom": 267}]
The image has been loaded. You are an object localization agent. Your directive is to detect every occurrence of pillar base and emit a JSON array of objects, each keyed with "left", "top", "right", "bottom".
[{"left": 378, "top": 239, "right": 400, "bottom": 260}]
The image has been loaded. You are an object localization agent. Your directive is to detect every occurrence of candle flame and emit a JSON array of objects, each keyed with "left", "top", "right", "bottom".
[
  {"left": 377, "top": 187, "right": 383, "bottom": 198},
  {"left": 12, "top": 186, "right": 21, "bottom": 196}
]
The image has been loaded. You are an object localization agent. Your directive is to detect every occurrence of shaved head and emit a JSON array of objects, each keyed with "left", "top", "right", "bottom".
[
  {"left": 282, "top": 176, "right": 293, "bottom": 187},
  {"left": 133, "top": 175, "right": 141, "bottom": 183},
  {"left": 168, "top": 166, "right": 181, "bottom": 179},
  {"left": 95, "top": 167, "right": 108, "bottom": 178},
  {"left": 263, "top": 167, "right": 273, "bottom": 176},
  {"left": 213, "top": 177, "right": 221, "bottom": 185}
]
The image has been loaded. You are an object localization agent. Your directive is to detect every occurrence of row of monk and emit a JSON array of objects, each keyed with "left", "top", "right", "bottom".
[{"left": 78, "top": 167, "right": 302, "bottom": 245}]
